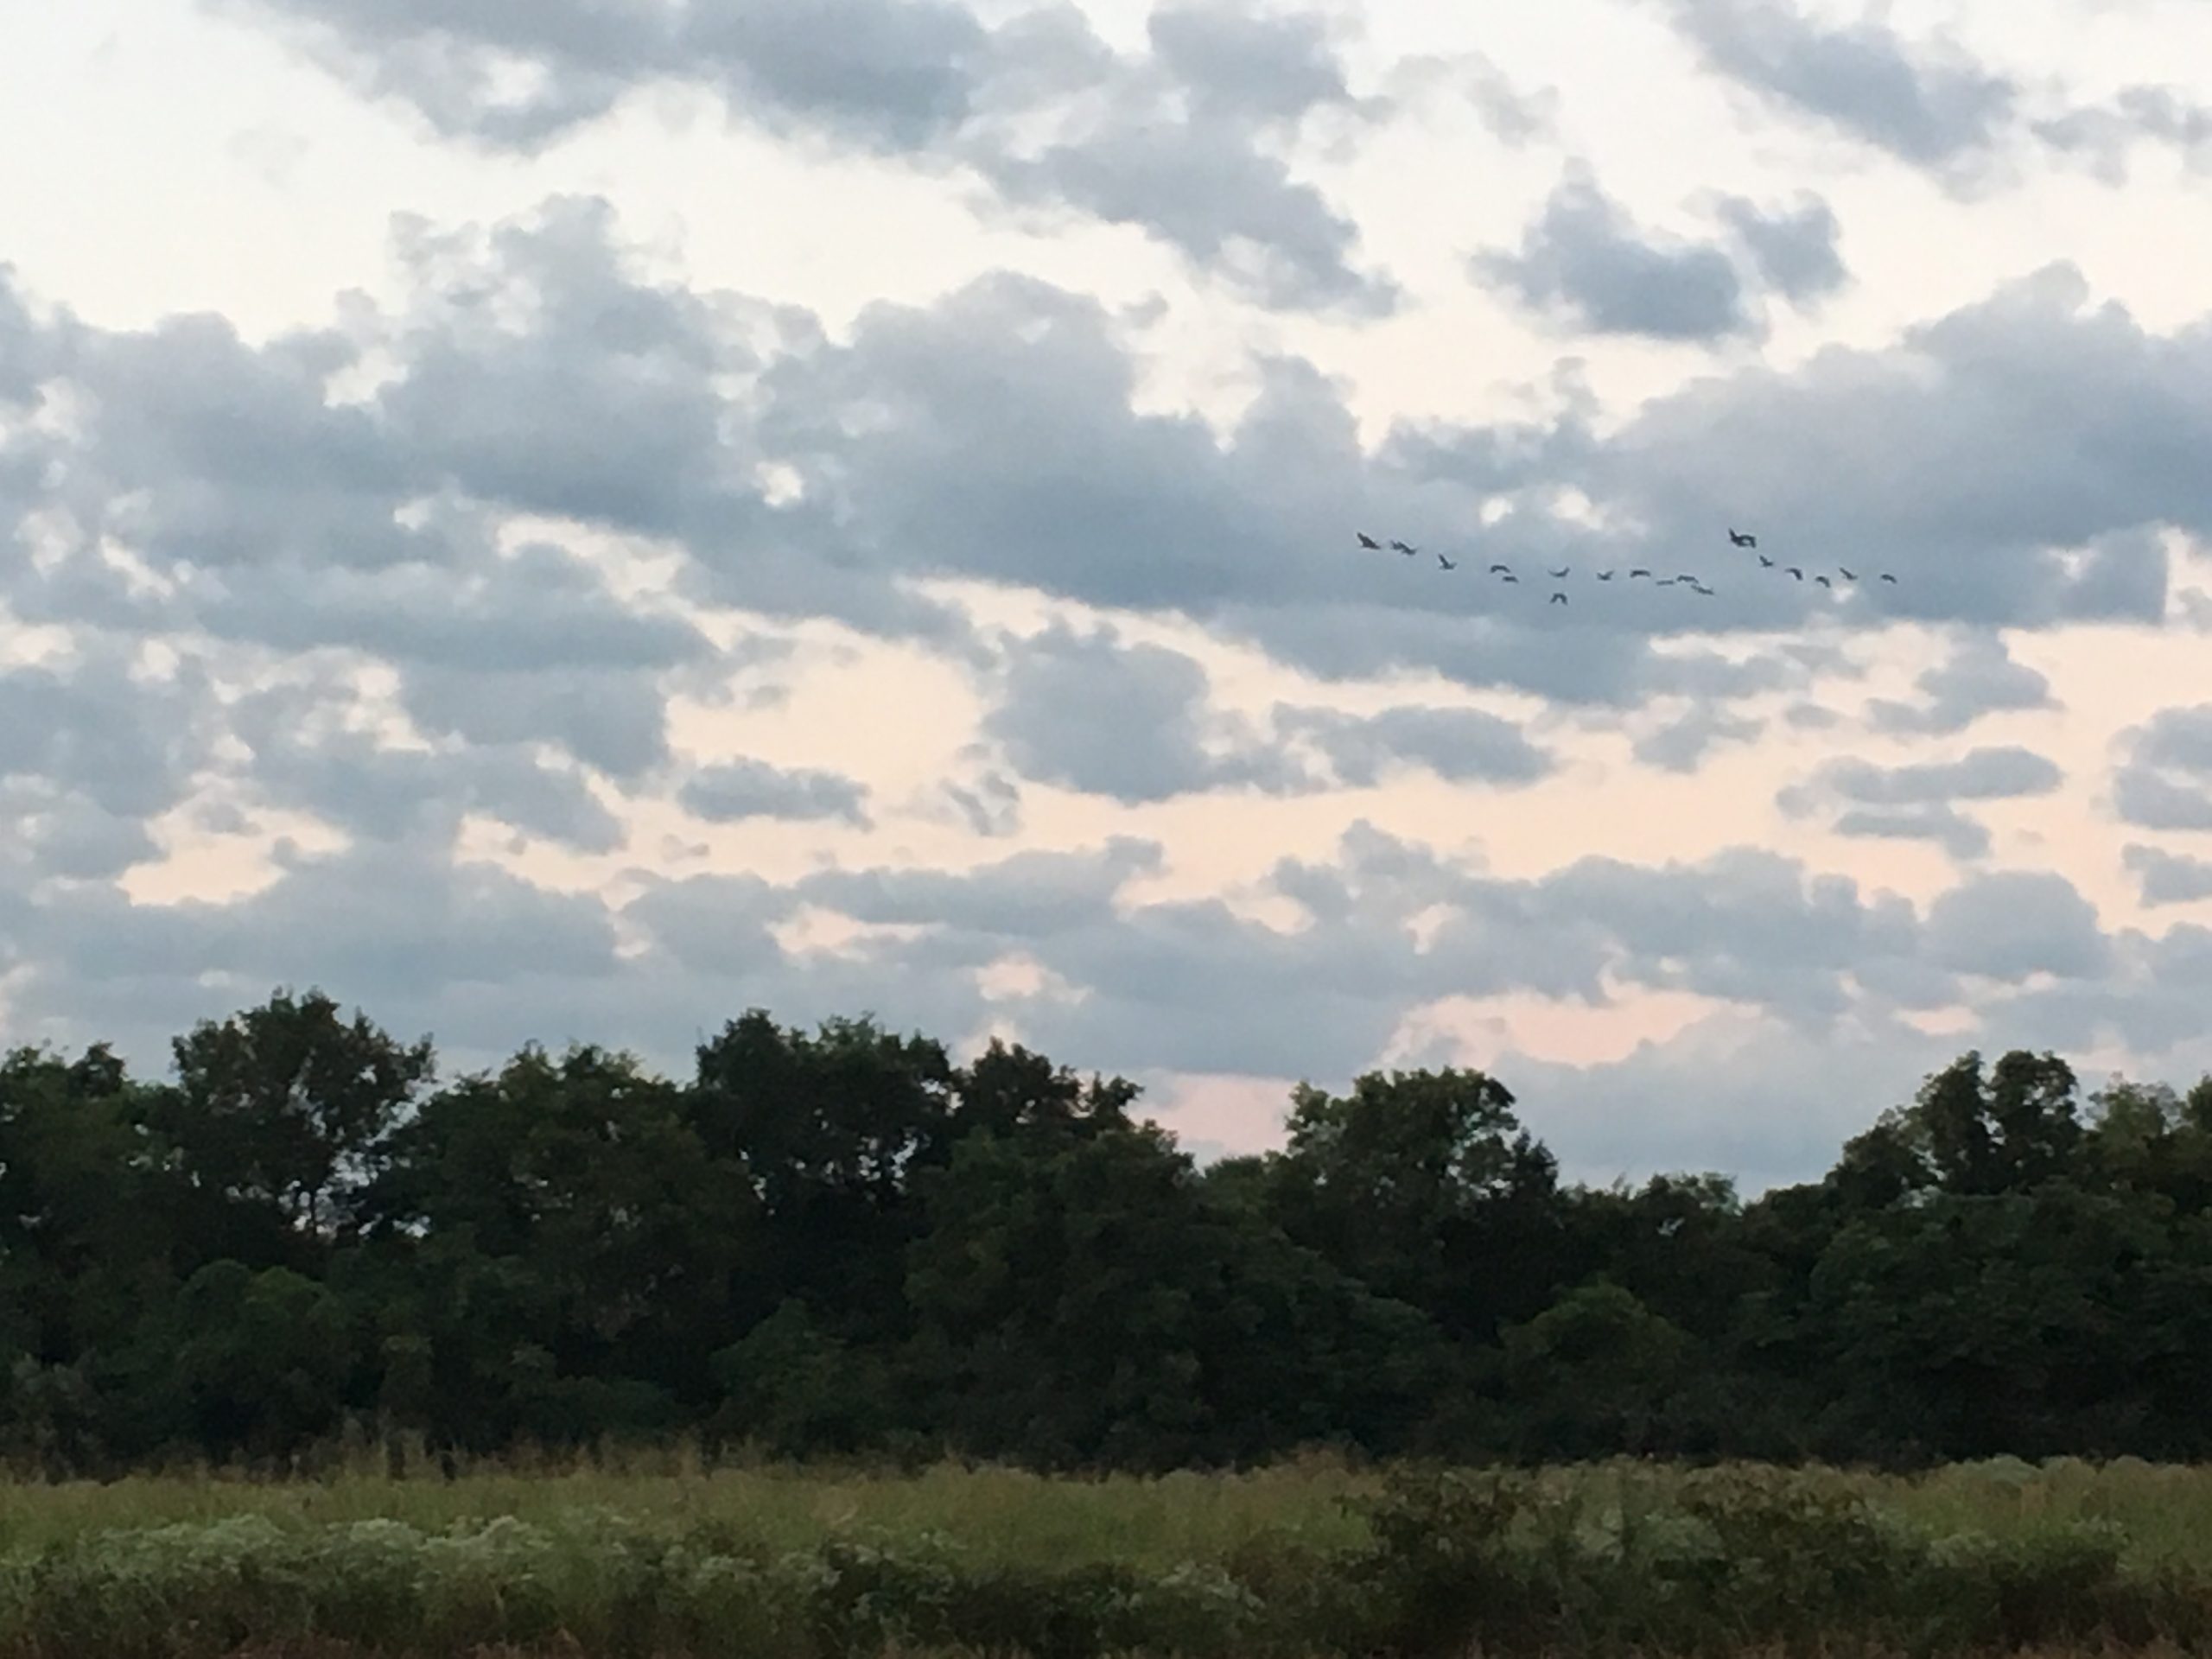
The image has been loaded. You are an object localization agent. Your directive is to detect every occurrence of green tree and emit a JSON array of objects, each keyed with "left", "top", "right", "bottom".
[{"left": 156, "top": 988, "right": 433, "bottom": 1235}]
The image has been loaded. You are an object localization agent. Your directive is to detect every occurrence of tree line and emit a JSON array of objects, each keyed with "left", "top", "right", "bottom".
[{"left": 4, "top": 988, "right": 2210, "bottom": 1474}]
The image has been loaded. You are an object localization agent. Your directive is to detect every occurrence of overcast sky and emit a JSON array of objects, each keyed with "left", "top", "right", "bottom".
[{"left": 9, "top": 0, "right": 2212, "bottom": 1193}]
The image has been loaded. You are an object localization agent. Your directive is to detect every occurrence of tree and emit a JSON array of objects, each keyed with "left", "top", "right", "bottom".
[
  {"left": 155, "top": 988, "right": 433, "bottom": 1235},
  {"left": 1268, "top": 1066, "right": 1563, "bottom": 1343}
]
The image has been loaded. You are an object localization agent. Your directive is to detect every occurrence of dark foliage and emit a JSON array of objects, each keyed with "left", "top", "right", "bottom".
[{"left": 3, "top": 995, "right": 2208, "bottom": 1473}]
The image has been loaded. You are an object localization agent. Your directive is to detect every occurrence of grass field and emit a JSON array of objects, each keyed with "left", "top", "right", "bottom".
[{"left": 3, "top": 1452, "right": 2211, "bottom": 1656}]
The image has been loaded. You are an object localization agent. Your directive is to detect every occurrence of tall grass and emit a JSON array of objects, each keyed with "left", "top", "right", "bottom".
[{"left": 3, "top": 1453, "right": 2212, "bottom": 1656}]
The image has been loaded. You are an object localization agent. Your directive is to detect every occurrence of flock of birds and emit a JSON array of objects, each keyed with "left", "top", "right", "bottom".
[{"left": 1353, "top": 527, "right": 1899, "bottom": 607}]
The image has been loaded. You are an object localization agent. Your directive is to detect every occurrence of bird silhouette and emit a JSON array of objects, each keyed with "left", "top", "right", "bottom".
[
  {"left": 1630, "top": 568, "right": 1651, "bottom": 579},
  {"left": 1729, "top": 529, "right": 1757, "bottom": 548},
  {"left": 1488, "top": 563, "right": 1511, "bottom": 575},
  {"left": 1758, "top": 555, "right": 1774, "bottom": 569},
  {"left": 1815, "top": 575, "right": 1833, "bottom": 588},
  {"left": 1657, "top": 576, "right": 1680, "bottom": 587},
  {"left": 1879, "top": 572, "right": 1897, "bottom": 583},
  {"left": 1392, "top": 540, "right": 1417, "bottom": 556},
  {"left": 1597, "top": 570, "right": 1616, "bottom": 581},
  {"left": 1437, "top": 554, "right": 1457, "bottom": 570},
  {"left": 1357, "top": 532, "right": 1381, "bottom": 550},
  {"left": 1548, "top": 566, "right": 1571, "bottom": 579},
  {"left": 1676, "top": 573, "right": 1699, "bottom": 584},
  {"left": 1549, "top": 591, "right": 1567, "bottom": 605},
  {"left": 1786, "top": 567, "right": 1803, "bottom": 581},
  {"left": 1839, "top": 567, "right": 1858, "bottom": 582},
  {"left": 1502, "top": 572, "right": 1520, "bottom": 583}
]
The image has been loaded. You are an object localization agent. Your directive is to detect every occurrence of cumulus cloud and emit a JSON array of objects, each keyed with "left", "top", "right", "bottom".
[
  {"left": 1474, "top": 168, "right": 1761, "bottom": 342},
  {"left": 2113, "top": 705, "right": 2212, "bottom": 831},
  {"left": 200, "top": 0, "right": 1421, "bottom": 315},
  {"left": 1648, "top": 0, "right": 2212, "bottom": 194},
  {"left": 1777, "top": 745, "right": 2063, "bottom": 860},
  {"left": 1274, "top": 702, "right": 1555, "bottom": 788},
  {"left": 1713, "top": 193, "right": 1848, "bottom": 304},
  {"left": 2122, "top": 843, "right": 2212, "bottom": 907},
  {"left": 1866, "top": 632, "right": 2056, "bottom": 734},
  {"left": 1923, "top": 869, "right": 2110, "bottom": 981},
  {"left": 1650, "top": 0, "right": 2018, "bottom": 180},
  {"left": 979, "top": 623, "right": 1314, "bottom": 803},
  {"left": 1631, "top": 704, "right": 1764, "bottom": 772},
  {"left": 678, "top": 759, "right": 874, "bottom": 826}
]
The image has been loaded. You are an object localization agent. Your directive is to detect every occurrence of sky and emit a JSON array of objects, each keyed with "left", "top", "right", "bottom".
[{"left": 8, "top": 0, "right": 2212, "bottom": 1195}]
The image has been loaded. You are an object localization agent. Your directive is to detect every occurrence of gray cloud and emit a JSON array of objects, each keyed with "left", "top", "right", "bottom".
[
  {"left": 0, "top": 648, "right": 223, "bottom": 822},
  {"left": 1777, "top": 745, "right": 2063, "bottom": 861},
  {"left": 1274, "top": 702, "right": 1555, "bottom": 788},
  {"left": 1714, "top": 193, "right": 1848, "bottom": 304},
  {"left": 1631, "top": 704, "right": 1764, "bottom": 772},
  {"left": 231, "top": 680, "right": 629, "bottom": 855},
  {"left": 1474, "top": 168, "right": 1759, "bottom": 342},
  {"left": 1924, "top": 869, "right": 2110, "bottom": 981},
  {"left": 1784, "top": 745, "right": 2065, "bottom": 810},
  {"left": 2113, "top": 705, "right": 2212, "bottom": 831},
  {"left": 204, "top": 0, "right": 1409, "bottom": 315},
  {"left": 678, "top": 759, "right": 874, "bottom": 826},
  {"left": 2033, "top": 85, "right": 2212, "bottom": 184},
  {"left": 1650, "top": 0, "right": 2212, "bottom": 195},
  {"left": 1866, "top": 632, "right": 2056, "bottom": 734},
  {"left": 1649, "top": 0, "right": 2019, "bottom": 178},
  {"left": 2122, "top": 843, "right": 2212, "bottom": 907},
  {"left": 1832, "top": 804, "right": 1992, "bottom": 861},
  {"left": 11, "top": 198, "right": 2210, "bottom": 744},
  {"left": 980, "top": 622, "right": 1313, "bottom": 803}
]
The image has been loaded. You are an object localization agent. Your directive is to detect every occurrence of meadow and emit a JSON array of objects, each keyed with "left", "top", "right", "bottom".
[{"left": 5, "top": 1452, "right": 2212, "bottom": 1656}]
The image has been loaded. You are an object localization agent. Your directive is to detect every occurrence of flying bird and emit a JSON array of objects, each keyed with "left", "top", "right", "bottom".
[
  {"left": 1657, "top": 576, "right": 1680, "bottom": 587},
  {"left": 1549, "top": 591, "right": 1567, "bottom": 605},
  {"left": 1488, "top": 563, "right": 1511, "bottom": 575},
  {"left": 1758, "top": 555, "right": 1774, "bottom": 569},
  {"left": 1392, "top": 540, "right": 1418, "bottom": 556},
  {"left": 1815, "top": 575, "right": 1833, "bottom": 588},
  {"left": 1879, "top": 572, "right": 1898, "bottom": 583},
  {"left": 1839, "top": 568, "right": 1858, "bottom": 582},
  {"left": 1729, "top": 529, "right": 1757, "bottom": 548},
  {"left": 1786, "top": 567, "right": 1803, "bottom": 581},
  {"left": 1548, "top": 566, "right": 1571, "bottom": 578},
  {"left": 1597, "top": 570, "right": 1616, "bottom": 581},
  {"left": 1437, "top": 554, "right": 1457, "bottom": 570},
  {"left": 1502, "top": 572, "right": 1520, "bottom": 583},
  {"left": 1357, "top": 532, "right": 1381, "bottom": 550},
  {"left": 1630, "top": 568, "right": 1651, "bottom": 579}
]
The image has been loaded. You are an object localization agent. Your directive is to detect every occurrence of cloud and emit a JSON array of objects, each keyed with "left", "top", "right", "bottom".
[
  {"left": 1647, "top": 0, "right": 2019, "bottom": 178},
  {"left": 1630, "top": 704, "right": 1764, "bottom": 773},
  {"left": 678, "top": 758, "right": 874, "bottom": 826},
  {"left": 1714, "top": 193, "right": 1848, "bottom": 304},
  {"left": 0, "top": 646, "right": 225, "bottom": 822},
  {"left": 979, "top": 622, "right": 1313, "bottom": 803},
  {"left": 203, "top": 0, "right": 1414, "bottom": 315},
  {"left": 1866, "top": 632, "right": 2056, "bottom": 734},
  {"left": 2122, "top": 843, "right": 2212, "bottom": 907},
  {"left": 230, "top": 678, "right": 630, "bottom": 855},
  {"left": 1274, "top": 702, "right": 1555, "bottom": 788},
  {"left": 2113, "top": 705, "right": 2212, "bottom": 831},
  {"left": 1923, "top": 869, "right": 2110, "bottom": 981},
  {"left": 1649, "top": 0, "right": 2212, "bottom": 195},
  {"left": 1784, "top": 745, "right": 2066, "bottom": 810},
  {"left": 1832, "top": 804, "right": 1993, "bottom": 861},
  {"left": 1473, "top": 168, "right": 1760, "bottom": 342},
  {"left": 2033, "top": 85, "right": 2212, "bottom": 184},
  {"left": 1777, "top": 745, "right": 2063, "bottom": 860}
]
